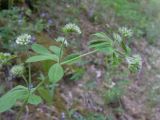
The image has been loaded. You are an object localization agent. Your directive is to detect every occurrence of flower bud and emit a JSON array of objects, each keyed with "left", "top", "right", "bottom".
[
  {"left": 126, "top": 54, "right": 142, "bottom": 73},
  {"left": 62, "top": 23, "right": 81, "bottom": 34},
  {"left": 118, "top": 27, "right": 133, "bottom": 38},
  {"left": 10, "top": 65, "right": 25, "bottom": 77}
]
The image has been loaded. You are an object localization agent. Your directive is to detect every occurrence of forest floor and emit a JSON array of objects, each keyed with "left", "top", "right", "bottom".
[
  {"left": 19, "top": 17, "right": 160, "bottom": 120},
  {"left": 1, "top": 3, "right": 160, "bottom": 120}
]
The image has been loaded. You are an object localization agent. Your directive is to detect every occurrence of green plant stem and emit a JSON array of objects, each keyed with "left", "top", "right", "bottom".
[
  {"left": 26, "top": 49, "right": 32, "bottom": 86},
  {"left": 16, "top": 92, "right": 30, "bottom": 120},
  {"left": 28, "top": 63, "right": 31, "bottom": 85},
  {"left": 61, "top": 49, "right": 97, "bottom": 65},
  {"left": 58, "top": 41, "right": 65, "bottom": 63},
  {"left": 22, "top": 75, "right": 28, "bottom": 87}
]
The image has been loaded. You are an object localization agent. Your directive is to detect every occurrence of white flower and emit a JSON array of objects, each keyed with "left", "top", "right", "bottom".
[
  {"left": 16, "top": 34, "right": 31, "bottom": 45},
  {"left": 10, "top": 65, "right": 25, "bottom": 77},
  {"left": 126, "top": 54, "right": 142, "bottom": 73},
  {"left": 55, "top": 37, "right": 68, "bottom": 46},
  {"left": 118, "top": 27, "right": 133, "bottom": 37},
  {"left": 62, "top": 23, "right": 81, "bottom": 34}
]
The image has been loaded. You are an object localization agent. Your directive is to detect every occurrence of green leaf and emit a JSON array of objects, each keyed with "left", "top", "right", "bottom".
[
  {"left": 26, "top": 54, "right": 58, "bottom": 63},
  {"left": 89, "top": 40, "right": 111, "bottom": 48},
  {"left": 28, "top": 94, "right": 42, "bottom": 105},
  {"left": 89, "top": 32, "right": 113, "bottom": 52},
  {"left": 112, "top": 52, "right": 121, "bottom": 67},
  {"left": 48, "top": 63, "right": 64, "bottom": 83},
  {"left": 38, "top": 87, "right": 52, "bottom": 104},
  {"left": 32, "top": 44, "right": 51, "bottom": 54},
  {"left": 49, "top": 46, "right": 62, "bottom": 56},
  {"left": 0, "top": 85, "right": 28, "bottom": 113},
  {"left": 63, "top": 53, "right": 81, "bottom": 64},
  {"left": 91, "top": 32, "right": 112, "bottom": 42},
  {"left": 98, "top": 47, "right": 114, "bottom": 54},
  {"left": 121, "top": 41, "right": 131, "bottom": 55},
  {"left": 92, "top": 32, "right": 109, "bottom": 39}
]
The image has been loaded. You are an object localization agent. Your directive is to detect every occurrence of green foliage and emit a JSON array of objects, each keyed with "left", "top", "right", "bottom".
[
  {"left": 26, "top": 44, "right": 59, "bottom": 62},
  {"left": 32, "top": 43, "right": 51, "bottom": 54},
  {"left": 28, "top": 94, "right": 42, "bottom": 105},
  {"left": 0, "top": 85, "right": 28, "bottom": 113},
  {"left": 64, "top": 53, "right": 81, "bottom": 65},
  {"left": 89, "top": 32, "right": 113, "bottom": 54},
  {"left": 0, "top": 1, "right": 146, "bottom": 119},
  {"left": 48, "top": 63, "right": 64, "bottom": 83},
  {"left": 26, "top": 24, "right": 82, "bottom": 83},
  {"left": 0, "top": 84, "right": 43, "bottom": 113},
  {"left": 49, "top": 46, "right": 61, "bottom": 56},
  {"left": 26, "top": 55, "right": 57, "bottom": 62},
  {"left": 26, "top": 29, "right": 136, "bottom": 84},
  {"left": 0, "top": 22, "right": 140, "bottom": 116},
  {"left": 37, "top": 87, "right": 53, "bottom": 104}
]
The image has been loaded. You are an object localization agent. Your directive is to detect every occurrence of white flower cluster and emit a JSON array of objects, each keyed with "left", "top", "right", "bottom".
[
  {"left": 55, "top": 37, "right": 68, "bottom": 46},
  {"left": 16, "top": 34, "right": 31, "bottom": 45},
  {"left": 10, "top": 65, "right": 25, "bottom": 77},
  {"left": 118, "top": 27, "right": 133, "bottom": 37},
  {"left": 113, "top": 33, "right": 122, "bottom": 43},
  {"left": 126, "top": 54, "right": 142, "bottom": 73},
  {"left": 0, "top": 52, "right": 11, "bottom": 65},
  {"left": 63, "top": 23, "right": 81, "bottom": 34}
]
